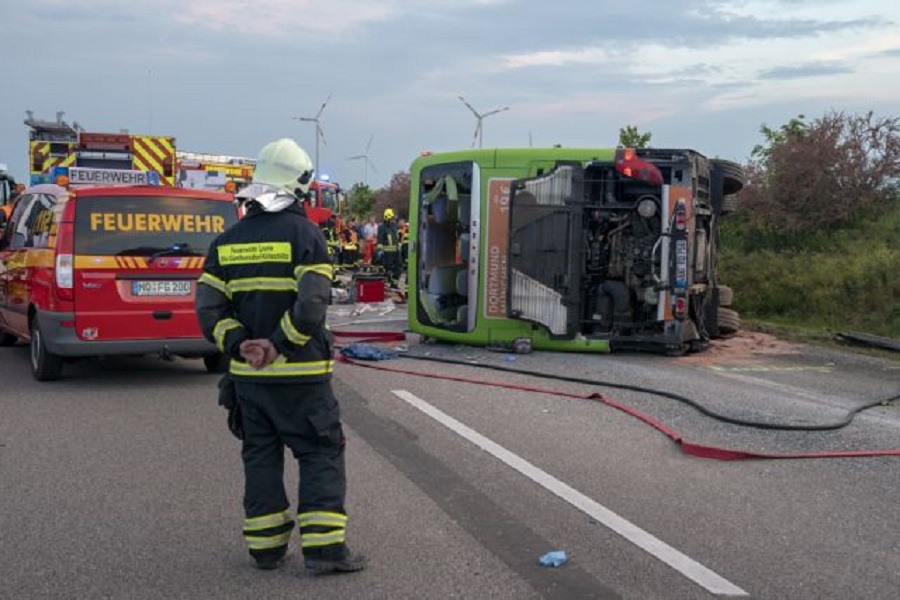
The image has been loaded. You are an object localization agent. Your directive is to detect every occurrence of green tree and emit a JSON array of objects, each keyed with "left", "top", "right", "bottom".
[
  {"left": 741, "top": 110, "right": 900, "bottom": 235},
  {"left": 347, "top": 183, "right": 376, "bottom": 219},
  {"left": 750, "top": 114, "right": 808, "bottom": 162},
  {"left": 618, "top": 125, "right": 652, "bottom": 148},
  {"left": 373, "top": 171, "right": 411, "bottom": 219}
]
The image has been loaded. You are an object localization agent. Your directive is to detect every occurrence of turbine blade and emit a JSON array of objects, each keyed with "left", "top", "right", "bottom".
[
  {"left": 316, "top": 93, "right": 331, "bottom": 119},
  {"left": 316, "top": 93, "right": 333, "bottom": 119},
  {"left": 458, "top": 95, "right": 480, "bottom": 117},
  {"left": 483, "top": 106, "right": 510, "bottom": 118}
]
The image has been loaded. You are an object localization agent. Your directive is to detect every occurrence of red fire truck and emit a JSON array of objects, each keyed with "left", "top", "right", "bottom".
[
  {"left": 304, "top": 178, "right": 345, "bottom": 225},
  {"left": 177, "top": 151, "right": 255, "bottom": 192},
  {"left": 26, "top": 112, "right": 177, "bottom": 187}
]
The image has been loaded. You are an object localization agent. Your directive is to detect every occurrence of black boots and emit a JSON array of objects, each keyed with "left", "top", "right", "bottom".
[
  {"left": 253, "top": 549, "right": 292, "bottom": 570},
  {"left": 304, "top": 549, "right": 368, "bottom": 573}
]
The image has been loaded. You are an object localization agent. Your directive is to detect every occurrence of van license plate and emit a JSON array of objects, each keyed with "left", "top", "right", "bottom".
[{"left": 131, "top": 281, "right": 192, "bottom": 296}]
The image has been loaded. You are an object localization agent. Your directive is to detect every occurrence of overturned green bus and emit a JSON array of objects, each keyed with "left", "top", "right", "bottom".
[{"left": 407, "top": 147, "right": 744, "bottom": 355}]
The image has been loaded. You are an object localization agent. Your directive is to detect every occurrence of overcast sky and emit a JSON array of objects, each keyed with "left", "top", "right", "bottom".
[{"left": 2, "top": 0, "right": 899, "bottom": 189}]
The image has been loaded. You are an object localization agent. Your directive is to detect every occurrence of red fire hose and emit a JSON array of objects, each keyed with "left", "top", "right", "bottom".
[{"left": 331, "top": 330, "right": 900, "bottom": 461}]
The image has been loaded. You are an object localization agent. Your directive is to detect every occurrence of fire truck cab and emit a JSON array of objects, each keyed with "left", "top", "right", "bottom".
[{"left": 304, "top": 178, "right": 345, "bottom": 226}]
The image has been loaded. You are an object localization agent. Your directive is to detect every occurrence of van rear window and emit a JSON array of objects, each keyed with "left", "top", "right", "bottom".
[{"left": 74, "top": 195, "right": 237, "bottom": 256}]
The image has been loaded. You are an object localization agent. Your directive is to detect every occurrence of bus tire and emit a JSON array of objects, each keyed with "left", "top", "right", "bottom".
[
  {"left": 203, "top": 353, "right": 230, "bottom": 374},
  {"left": 717, "top": 307, "right": 741, "bottom": 338},
  {"left": 721, "top": 194, "right": 738, "bottom": 215},
  {"left": 711, "top": 159, "right": 745, "bottom": 195},
  {"left": 30, "top": 318, "right": 64, "bottom": 381},
  {"left": 717, "top": 285, "right": 734, "bottom": 307}
]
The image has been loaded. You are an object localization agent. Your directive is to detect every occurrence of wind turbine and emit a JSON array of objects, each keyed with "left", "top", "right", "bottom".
[
  {"left": 347, "top": 135, "right": 378, "bottom": 186},
  {"left": 293, "top": 93, "right": 332, "bottom": 172},
  {"left": 458, "top": 95, "right": 510, "bottom": 148}
]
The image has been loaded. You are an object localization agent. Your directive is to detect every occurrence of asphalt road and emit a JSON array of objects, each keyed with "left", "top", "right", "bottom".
[{"left": 1, "top": 326, "right": 898, "bottom": 599}]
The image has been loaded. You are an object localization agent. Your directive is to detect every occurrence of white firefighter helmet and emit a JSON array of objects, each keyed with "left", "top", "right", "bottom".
[{"left": 250, "top": 138, "right": 314, "bottom": 212}]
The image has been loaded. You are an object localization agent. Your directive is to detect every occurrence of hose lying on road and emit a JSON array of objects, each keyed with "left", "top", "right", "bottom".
[
  {"left": 331, "top": 330, "right": 900, "bottom": 460},
  {"left": 401, "top": 354, "right": 900, "bottom": 433}
]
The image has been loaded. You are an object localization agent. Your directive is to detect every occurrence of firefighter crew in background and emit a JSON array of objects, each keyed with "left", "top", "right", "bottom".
[
  {"left": 340, "top": 221, "right": 360, "bottom": 267},
  {"left": 195, "top": 138, "right": 366, "bottom": 574},
  {"left": 398, "top": 217, "right": 409, "bottom": 270},
  {"left": 322, "top": 215, "right": 342, "bottom": 267},
  {"left": 376, "top": 207, "right": 401, "bottom": 287}
]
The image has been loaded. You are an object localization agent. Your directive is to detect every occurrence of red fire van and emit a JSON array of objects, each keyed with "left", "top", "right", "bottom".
[{"left": 0, "top": 178, "right": 238, "bottom": 380}]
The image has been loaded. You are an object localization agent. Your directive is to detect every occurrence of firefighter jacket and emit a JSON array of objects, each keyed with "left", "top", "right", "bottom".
[
  {"left": 196, "top": 202, "right": 334, "bottom": 384},
  {"left": 322, "top": 223, "right": 341, "bottom": 256},
  {"left": 377, "top": 220, "right": 400, "bottom": 253},
  {"left": 341, "top": 227, "right": 358, "bottom": 251}
]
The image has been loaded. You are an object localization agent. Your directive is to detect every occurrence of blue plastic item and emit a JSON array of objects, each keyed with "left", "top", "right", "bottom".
[
  {"left": 339, "top": 343, "right": 398, "bottom": 361},
  {"left": 539, "top": 550, "right": 567, "bottom": 568}
]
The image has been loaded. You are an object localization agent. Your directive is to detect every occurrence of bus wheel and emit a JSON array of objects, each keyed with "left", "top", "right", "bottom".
[
  {"left": 717, "top": 285, "right": 734, "bottom": 307},
  {"left": 717, "top": 308, "right": 741, "bottom": 338},
  {"left": 203, "top": 354, "right": 230, "bottom": 374},
  {"left": 30, "top": 318, "right": 64, "bottom": 381}
]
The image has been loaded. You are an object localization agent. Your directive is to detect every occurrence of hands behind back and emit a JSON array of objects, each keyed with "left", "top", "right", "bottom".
[{"left": 240, "top": 339, "right": 278, "bottom": 369}]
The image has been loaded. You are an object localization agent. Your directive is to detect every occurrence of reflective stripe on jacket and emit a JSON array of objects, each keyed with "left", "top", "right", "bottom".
[
  {"left": 195, "top": 202, "right": 334, "bottom": 384},
  {"left": 377, "top": 221, "right": 400, "bottom": 252}
]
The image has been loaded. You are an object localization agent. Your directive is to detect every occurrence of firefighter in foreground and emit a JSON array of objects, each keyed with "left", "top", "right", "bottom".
[
  {"left": 375, "top": 207, "right": 401, "bottom": 287},
  {"left": 195, "top": 138, "right": 366, "bottom": 573}
]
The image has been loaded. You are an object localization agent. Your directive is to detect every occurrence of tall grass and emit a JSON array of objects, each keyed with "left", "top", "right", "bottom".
[{"left": 719, "top": 205, "right": 900, "bottom": 337}]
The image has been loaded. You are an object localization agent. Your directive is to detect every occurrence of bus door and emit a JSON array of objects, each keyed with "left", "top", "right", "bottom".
[{"left": 414, "top": 162, "right": 479, "bottom": 332}]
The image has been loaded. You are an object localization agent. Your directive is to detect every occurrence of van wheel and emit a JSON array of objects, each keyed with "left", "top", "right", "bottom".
[
  {"left": 30, "top": 319, "right": 64, "bottom": 381},
  {"left": 203, "top": 353, "right": 230, "bottom": 374},
  {"left": 1, "top": 331, "right": 18, "bottom": 347}
]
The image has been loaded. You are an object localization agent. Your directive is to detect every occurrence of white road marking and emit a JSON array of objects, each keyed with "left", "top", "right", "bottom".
[{"left": 392, "top": 389, "right": 749, "bottom": 597}]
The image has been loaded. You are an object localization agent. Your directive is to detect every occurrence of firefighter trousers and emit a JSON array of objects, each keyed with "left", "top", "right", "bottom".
[
  {"left": 382, "top": 249, "right": 402, "bottom": 285},
  {"left": 235, "top": 380, "right": 349, "bottom": 561}
]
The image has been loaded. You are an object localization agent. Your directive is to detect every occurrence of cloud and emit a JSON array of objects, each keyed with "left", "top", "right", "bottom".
[
  {"left": 502, "top": 48, "right": 612, "bottom": 69},
  {"left": 759, "top": 62, "right": 855, "bottom": 80},
  {"left": 173, "top": 0, "right": 397, "bottom": 36}
]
